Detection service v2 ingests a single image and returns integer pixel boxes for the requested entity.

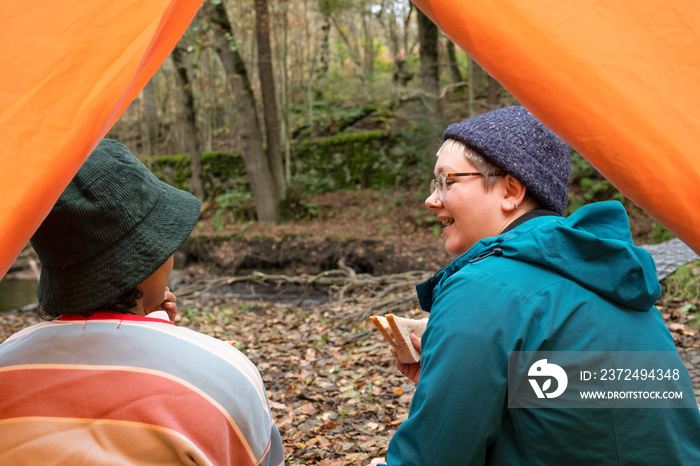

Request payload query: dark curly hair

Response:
[38,287,144,320]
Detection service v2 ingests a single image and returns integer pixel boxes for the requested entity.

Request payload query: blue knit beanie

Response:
[442,106,571,215]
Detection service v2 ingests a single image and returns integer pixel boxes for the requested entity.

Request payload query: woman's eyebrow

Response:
[435,165,461,175]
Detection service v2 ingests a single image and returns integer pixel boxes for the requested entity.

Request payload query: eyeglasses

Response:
[429,172,505,201]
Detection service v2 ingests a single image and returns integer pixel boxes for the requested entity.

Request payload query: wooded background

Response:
[107,0,658,239]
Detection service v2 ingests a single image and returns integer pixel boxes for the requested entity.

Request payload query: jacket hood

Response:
[420,202,661,312]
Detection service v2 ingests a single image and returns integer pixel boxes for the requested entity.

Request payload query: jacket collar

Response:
[416,209,560,312]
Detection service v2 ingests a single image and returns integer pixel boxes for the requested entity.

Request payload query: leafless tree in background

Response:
[172,44,206,200]
[209,0,280,223]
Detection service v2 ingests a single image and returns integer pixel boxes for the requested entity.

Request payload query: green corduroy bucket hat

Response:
[30,139,201,314]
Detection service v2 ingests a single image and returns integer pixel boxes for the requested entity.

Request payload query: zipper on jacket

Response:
[469,247,503,263]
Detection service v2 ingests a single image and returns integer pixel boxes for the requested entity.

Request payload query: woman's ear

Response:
[500,175,528,212]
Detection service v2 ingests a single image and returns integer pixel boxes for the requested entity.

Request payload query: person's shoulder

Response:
[164,325,252,359]
[0,320,55,347]
[439,247,542,294]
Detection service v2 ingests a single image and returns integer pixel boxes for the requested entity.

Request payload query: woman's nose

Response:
[425,190,442,210]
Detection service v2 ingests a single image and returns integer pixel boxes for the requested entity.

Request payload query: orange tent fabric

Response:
[0,0,203,279]
[413,0,700,255]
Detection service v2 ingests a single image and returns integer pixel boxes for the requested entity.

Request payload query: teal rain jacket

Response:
[386,201,700,465]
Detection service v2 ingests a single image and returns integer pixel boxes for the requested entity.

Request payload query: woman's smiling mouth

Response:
[440,217,455,228]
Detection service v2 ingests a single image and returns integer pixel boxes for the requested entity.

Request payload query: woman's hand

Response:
[144,286,178,322]
[395,333,422,384]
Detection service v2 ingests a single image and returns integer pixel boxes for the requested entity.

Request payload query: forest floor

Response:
[2,189,700,465]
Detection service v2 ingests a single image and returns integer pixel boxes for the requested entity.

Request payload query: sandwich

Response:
[370,314,428,364]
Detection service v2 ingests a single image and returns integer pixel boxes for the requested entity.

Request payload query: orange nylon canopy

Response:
[413,0,700,255]
[2,1,699,280]
[0,0,203,279]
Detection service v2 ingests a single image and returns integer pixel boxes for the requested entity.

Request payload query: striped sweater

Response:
[0,312,284,465]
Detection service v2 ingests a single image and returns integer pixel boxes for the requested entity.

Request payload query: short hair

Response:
[437,138,541,208]
[437,139,503,191]
[37,287,143,320]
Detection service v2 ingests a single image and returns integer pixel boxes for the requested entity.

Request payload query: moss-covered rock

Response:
[144,130,407,197]
[144,150,247,193]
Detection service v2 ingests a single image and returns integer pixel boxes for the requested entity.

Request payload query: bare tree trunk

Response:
[467,56,476,117]
[417,8,440,114]
[315,12,331,101]
[142,79,160,154]
[375,1,416,105]
[209,1,280,224]
[304,0,315,133]
[446,39,463,83]
[278,0,291,183]
[362,5,375,79]
[470,56,486,98]
[171,45,205,200]
[255,0,285,200]
[487,75,502,108]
